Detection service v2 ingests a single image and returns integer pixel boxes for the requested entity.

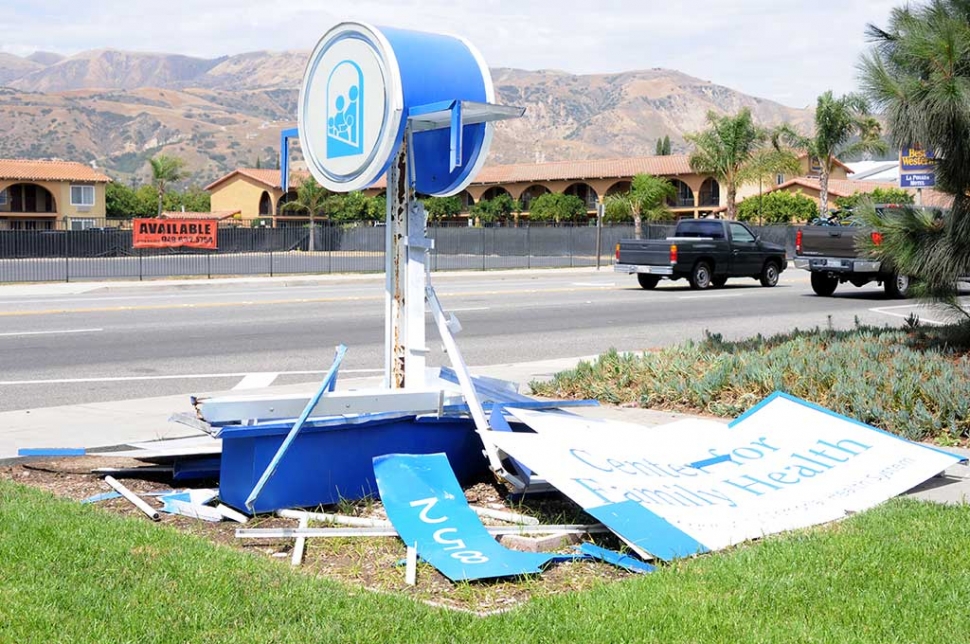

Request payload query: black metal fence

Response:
[0,219,799,283]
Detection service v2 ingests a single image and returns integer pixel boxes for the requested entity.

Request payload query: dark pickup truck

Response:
[794,206,912,298]
[614,219,788,290]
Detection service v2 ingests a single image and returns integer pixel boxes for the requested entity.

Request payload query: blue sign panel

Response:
[300,22,494,196]
[900,145,936,188]
[374,453,557,581]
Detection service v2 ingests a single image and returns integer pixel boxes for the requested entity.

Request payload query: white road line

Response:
[869,306,947,326]
[232,372,280,390]
[0,328,103,338]
[0,368,383,386]
[448,306,490,312]
[678,293,743,300]
[571,282,617,287]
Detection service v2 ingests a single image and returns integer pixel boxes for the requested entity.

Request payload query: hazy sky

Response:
[1,0,899,108]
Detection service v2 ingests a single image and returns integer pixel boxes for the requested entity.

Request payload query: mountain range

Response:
[0,49,814,186]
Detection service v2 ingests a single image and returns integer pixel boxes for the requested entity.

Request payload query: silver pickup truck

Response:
[793,206,910,298]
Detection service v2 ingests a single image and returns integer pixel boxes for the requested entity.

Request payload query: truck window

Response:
[675,220,724,239]
[728,222,755,243]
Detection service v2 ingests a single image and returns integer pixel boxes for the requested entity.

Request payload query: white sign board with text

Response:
[489,393,962,561]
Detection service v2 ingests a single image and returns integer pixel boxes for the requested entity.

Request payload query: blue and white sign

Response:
[374,453,558,581]
[900,145,936,188]
[299,22,495,195]
[488,393,962,561]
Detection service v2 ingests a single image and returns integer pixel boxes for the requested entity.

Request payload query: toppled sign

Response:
[486,393,963,561]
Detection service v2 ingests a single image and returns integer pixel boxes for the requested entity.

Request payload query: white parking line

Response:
[869,305,947,326]
[0,368,383,386]
[232,372,280,390]
[0,328,103,338]
[678,293,743,300]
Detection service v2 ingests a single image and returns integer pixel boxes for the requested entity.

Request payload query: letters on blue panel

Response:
[587,500,709,562]
[374,453,557,581]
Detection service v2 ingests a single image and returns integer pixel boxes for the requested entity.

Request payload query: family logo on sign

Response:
[326,60,365,159]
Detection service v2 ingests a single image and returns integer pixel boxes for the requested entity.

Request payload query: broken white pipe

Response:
[236,524,608,539]
[277,509,392,528]
[103,476,159,521]
[291,515,309,567]
[405,542,418,586]
[216,504,250,524]
[471,506,540,526]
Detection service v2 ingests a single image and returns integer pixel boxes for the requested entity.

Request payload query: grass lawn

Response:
[3,479,969,643]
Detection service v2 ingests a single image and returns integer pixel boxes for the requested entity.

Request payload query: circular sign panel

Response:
[299,23,404,192]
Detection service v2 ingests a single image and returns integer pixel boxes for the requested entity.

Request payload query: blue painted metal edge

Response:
[244,344,347,511]
[18,448,86,457]
[577,542,655,574]
[587,500,709,562]
[215,411,417,438]
[279,127,299,193]
[731,390,968,463]
[449,101,463,171]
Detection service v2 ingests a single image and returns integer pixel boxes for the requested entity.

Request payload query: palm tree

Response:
[685,109,785,220]
[280,175,332,251]
[739,147,803,225]
[858,0,970,307]
[604,173,676,239]
[781,91,887,218]
[148,155,188,216]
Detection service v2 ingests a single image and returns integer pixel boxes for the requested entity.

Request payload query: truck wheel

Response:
[711,276,728,288]
[637,274,660,290]
[759,261,780,287]
[811,272,839,296]
[689,262,712,290]
[884,273,911,299]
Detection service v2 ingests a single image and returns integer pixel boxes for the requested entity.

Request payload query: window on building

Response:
[0,189,7,206]
[776,174,785,185]
[69,218,96,231]
[71,185,95,207]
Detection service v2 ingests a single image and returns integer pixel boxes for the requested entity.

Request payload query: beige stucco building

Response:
[0,159,111,230]
[205,153,866,225]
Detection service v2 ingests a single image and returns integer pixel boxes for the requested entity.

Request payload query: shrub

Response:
[531,324,970,443]
[737,190,817,223]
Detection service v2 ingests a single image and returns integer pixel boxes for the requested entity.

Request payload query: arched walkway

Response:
[258,191,273,217]
[564,182,599,210]
[667,179,695,209]
[605,181,632,197]
[3,182,56,213]
[699,178,720,207]
[480,186,511,202]
[519,184,550,211]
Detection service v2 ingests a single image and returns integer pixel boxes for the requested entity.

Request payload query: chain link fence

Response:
[0,219,798,283]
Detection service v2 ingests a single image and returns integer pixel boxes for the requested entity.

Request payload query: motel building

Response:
[207,153,855,226]
[0,159,111,230]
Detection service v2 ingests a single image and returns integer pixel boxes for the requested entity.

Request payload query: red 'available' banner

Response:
[132,219,218,249]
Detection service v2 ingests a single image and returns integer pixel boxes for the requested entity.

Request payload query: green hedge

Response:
[532,324,970,442]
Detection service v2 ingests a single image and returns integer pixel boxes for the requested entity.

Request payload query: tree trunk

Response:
[819,168,830,218]
[308,215,316,252]
[633,212,642,240]
[726,184,737,220]
[156,190,163,217]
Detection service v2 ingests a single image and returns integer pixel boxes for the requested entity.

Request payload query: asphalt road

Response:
[0,267,962,412]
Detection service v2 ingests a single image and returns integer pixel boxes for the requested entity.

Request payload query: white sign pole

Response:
[385,142,408,389]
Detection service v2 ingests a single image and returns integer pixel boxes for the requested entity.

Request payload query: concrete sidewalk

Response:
[2,354,967,504]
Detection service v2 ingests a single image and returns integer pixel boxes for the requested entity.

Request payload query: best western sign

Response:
[899,145,936,188]
[132,219,217,249]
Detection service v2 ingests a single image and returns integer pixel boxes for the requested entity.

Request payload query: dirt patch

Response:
[0,457,637,613]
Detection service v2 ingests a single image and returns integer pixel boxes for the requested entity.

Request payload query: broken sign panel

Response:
[374,453,560,582]
[489,393,963,561]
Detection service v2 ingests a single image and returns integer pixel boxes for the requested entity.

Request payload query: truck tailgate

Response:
[617,240,672,267]
[797,226,861,258]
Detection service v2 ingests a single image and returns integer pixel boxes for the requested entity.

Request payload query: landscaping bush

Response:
[531,324,970,443]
